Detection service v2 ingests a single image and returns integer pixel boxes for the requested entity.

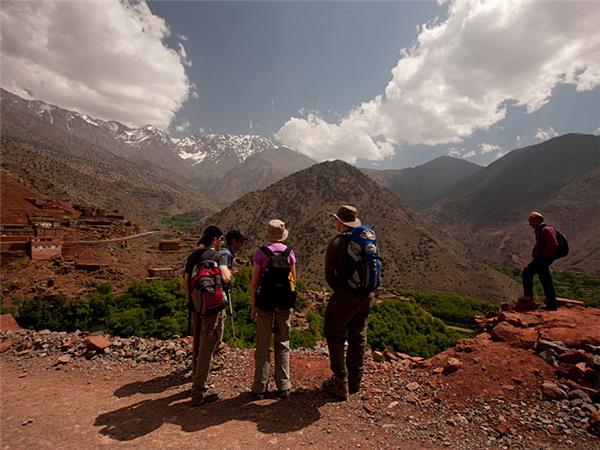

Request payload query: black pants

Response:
[323,289,373,385]
[522,258,557,308]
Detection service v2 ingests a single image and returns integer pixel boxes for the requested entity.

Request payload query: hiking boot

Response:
[251,391,265,400]
[191,388,220,406]
[540,304,558,311]
[348,378,362,395]
[322,376,348,401]
[275,389,290,399]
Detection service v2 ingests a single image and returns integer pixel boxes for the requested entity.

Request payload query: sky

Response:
[1,0,599,169]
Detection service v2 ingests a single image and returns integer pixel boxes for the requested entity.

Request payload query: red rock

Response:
[514,297,539,312]
[383,350,398,361]
[496,423,511,436]
[372,351,385,362]
[56,355,71,364]
[396,352,411,360]
[406,382,420,391]
[433,367,444,375]
[548,425,560,435]
[589,411,600,432]
[559,349,588,364]
[443,357,462,375]
[490,322,538,349]
[85,335,112,351]
[0,340,14,353]
[406,394,419,404]
[363,403,377,415]
[0,314,20,331]
[511,377,524,385]
[541,382,567,400]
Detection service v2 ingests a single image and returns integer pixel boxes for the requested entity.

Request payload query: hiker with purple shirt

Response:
[522,211,559,311]
[249,219,296,399]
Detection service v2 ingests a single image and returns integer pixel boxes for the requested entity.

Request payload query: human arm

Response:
[249,261,262,320]
[183,272,189,298]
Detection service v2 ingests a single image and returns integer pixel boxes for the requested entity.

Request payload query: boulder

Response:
[536,339,568,354]
[0,314,21,331]
[541,382,568,400]
[558,349,588,365]
[0,340,14,353]
[443,357,462,375]
[490,322,538,349]
[85,335,112,351]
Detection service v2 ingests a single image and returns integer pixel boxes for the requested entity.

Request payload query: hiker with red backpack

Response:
[521,211,568,311]
[183,225,232,405]
[322,205,382,400]
[249,219,297,400]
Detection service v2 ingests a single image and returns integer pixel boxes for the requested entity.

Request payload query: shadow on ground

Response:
[95,378,330,440]
[113,368,190,398]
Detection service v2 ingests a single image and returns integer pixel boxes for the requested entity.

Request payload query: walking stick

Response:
[228,292,236,342]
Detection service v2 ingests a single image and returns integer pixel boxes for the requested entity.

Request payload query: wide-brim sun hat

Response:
[265,219,289,242]
[331,204,361,227]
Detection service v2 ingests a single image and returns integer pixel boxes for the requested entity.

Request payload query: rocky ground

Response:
[1,305,599,449]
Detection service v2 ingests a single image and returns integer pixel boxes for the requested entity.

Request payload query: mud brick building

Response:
[158,239,181,251]
[30,236,63,261]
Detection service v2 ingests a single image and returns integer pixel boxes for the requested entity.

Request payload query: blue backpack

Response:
[343,225,382,292]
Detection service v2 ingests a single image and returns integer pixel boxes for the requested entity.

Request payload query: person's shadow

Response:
[95,373,330,441]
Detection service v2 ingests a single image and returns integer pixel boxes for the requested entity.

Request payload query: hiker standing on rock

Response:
[249,219,296,399]
[521,211,559,311]
[322,205,381,400]
[183,225,231,405]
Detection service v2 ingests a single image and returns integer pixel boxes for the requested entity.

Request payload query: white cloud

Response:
[0,0,190,129]
[534,127,559,141]
[275,98,395,163]
[595,126,600,135]
[277,0,600,162]
[479,143,501,154]
[174,120,190,133]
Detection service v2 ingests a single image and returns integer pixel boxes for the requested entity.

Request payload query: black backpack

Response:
[554,230,569,259]
[255,246,297,310]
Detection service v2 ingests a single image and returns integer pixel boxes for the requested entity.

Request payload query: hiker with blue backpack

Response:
[249,219,297,400]
[521,211,568,312]
[183,225,232,406]
[322,205,382,400]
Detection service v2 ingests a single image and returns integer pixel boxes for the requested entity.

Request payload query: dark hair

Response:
[225,229,247,246]
[199,225,223,246]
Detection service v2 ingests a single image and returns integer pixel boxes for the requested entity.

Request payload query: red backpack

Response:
[189,250,226,315]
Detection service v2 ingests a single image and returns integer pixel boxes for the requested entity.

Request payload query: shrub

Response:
[368,300,456,358]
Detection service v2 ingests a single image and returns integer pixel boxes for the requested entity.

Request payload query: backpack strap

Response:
[260,245,291,257]
[260,246,274,257]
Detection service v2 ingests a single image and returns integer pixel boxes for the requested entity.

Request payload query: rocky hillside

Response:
[1,302,598,449]
[364,156,482,210]
[427,134,600,272]
[0,100,217,227]
[1,89,316,206]
[204,160,518,303]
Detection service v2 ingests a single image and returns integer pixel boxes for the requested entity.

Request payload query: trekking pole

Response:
[228,291,237,342]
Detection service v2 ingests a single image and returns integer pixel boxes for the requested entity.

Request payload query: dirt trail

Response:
[0,355,422,450]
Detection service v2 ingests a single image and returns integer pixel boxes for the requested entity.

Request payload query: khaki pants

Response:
[191,309,225,391]
[252,308,292,393]
[324,289,373,385]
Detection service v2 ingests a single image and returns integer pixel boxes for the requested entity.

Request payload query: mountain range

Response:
[0,89,316,209]
[204,160,519,303]
[425,134,600,273]
[363,156,482,210]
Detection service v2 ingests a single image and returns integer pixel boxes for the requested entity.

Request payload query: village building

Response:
[158,239,181,251]
[148,267,177,279]
[30,236,63,261]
